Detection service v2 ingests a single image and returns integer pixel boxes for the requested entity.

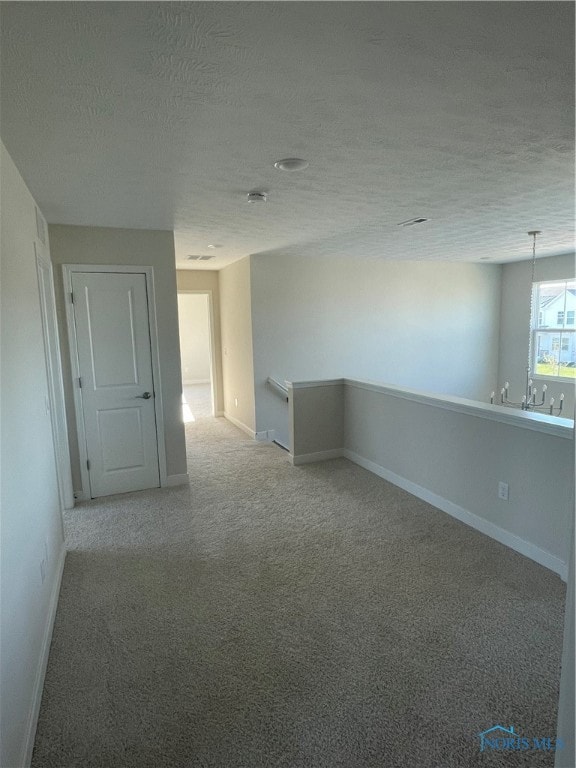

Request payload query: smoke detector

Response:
[274,158,309,172]
[247,191,267,203]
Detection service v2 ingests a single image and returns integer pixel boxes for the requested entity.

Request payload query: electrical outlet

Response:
[498,481,509,501]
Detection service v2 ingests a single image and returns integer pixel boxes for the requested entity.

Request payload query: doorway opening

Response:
[177,292,215,422]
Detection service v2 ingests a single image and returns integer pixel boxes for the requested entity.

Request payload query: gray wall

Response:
[0,142,65,768]
[498,253,575,416]
[290,382,344,459]
[344,383,573,568]
[49,224,187,492]
[251,254,502,446]
[288,378,573,574]
[556,526,575,767]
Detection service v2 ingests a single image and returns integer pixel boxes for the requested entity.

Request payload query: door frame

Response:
[36,245,75,510]
[63,264,167,500]
[177,289,218,417]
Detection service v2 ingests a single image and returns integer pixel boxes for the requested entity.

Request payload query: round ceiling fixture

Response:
[247,191,267,203]
[207,244,222,249]
[274,158,309,172]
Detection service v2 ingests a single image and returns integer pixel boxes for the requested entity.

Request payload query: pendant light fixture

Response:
[491,231,564,415]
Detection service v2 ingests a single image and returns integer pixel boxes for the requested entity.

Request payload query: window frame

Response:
[531,279,576,383]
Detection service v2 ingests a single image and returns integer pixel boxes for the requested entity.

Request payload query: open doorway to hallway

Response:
[177,292,215,422]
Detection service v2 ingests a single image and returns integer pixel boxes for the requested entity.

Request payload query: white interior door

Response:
[71,271,160,497]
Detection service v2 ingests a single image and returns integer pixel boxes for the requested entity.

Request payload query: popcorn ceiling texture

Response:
[0,2,574,268]
[32,416,564,767]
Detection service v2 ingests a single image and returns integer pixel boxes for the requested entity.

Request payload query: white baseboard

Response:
[164,473,189,487]
[344,449,568,581]
[22,541,66,767]
[289,448,344,466]
[255,429,276,442]
[224,412,255,439]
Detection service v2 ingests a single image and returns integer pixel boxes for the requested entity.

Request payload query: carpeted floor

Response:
[32,416,566,767]
[183,383,213,420]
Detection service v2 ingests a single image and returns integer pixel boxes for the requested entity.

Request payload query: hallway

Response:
[182,383,213,421]
[32,418,565,768]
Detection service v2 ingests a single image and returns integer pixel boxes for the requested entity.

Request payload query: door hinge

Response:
[70,292,74,304]
[78,377,82,388]
[86,459,91,471]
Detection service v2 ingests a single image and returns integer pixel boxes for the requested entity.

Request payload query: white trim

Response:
[142,267,168,487]
[21,542,66,768]
[35,248,74,509]
[164,473,189,487]
[531,374,576,385]
[62,265,168,497]
[267,377,289,400]
[289,448,344,465]
[287,377,573,439]
[62,266,90,497]
[344,378,574,438]
[224,412,256,438]
[255,429,276,442]
[287,379,343,390]
[343,448,568,580]
[177,288,217,417]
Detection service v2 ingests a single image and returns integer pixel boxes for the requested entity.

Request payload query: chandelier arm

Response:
[492,231,556,414]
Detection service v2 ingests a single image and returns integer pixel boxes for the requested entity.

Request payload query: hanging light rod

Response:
[490,231,564,416]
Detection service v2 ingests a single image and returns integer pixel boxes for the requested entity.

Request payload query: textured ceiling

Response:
[0,2,574,269]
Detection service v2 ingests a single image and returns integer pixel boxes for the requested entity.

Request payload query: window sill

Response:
[531,374,576,385]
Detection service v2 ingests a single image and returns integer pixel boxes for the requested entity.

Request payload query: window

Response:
[533,280,576,379]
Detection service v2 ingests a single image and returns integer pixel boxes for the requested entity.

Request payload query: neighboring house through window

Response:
[533,280,576,379]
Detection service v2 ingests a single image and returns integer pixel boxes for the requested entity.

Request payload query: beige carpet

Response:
[32,416,566,767]
[183,383,212,420]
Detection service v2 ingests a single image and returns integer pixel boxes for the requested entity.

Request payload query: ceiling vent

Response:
[398,217,429,227]
[247,191,267,203]
[187,255,215,261]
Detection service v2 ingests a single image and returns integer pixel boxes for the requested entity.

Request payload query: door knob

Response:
[136,391,152,399]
